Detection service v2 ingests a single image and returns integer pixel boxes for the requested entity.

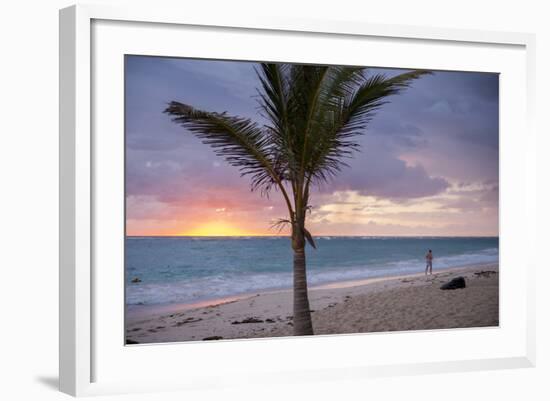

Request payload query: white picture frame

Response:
[59,3,536,397]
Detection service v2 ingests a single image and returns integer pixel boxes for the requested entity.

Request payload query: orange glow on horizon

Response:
[178,221,266,237]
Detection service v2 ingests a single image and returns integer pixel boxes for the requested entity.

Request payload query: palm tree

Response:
[165,63,429,336]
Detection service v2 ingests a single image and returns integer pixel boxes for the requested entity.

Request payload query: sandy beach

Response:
[126,263,499,344]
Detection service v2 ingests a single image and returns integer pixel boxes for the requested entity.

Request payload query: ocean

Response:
[125,236,498,307]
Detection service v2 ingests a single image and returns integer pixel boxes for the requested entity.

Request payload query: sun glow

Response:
[179,221,259,237]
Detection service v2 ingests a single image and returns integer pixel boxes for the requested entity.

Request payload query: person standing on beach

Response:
[425,249,433,275]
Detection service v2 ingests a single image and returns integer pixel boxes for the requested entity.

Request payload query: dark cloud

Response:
[315,143,450,199]
[367,118,427,149]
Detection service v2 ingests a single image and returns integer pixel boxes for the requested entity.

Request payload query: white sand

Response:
[126,263,498,344]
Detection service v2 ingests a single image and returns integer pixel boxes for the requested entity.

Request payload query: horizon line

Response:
[125,234,499,238]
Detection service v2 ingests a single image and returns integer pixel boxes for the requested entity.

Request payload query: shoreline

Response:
[126,261,498,322]
[126,262,499,344]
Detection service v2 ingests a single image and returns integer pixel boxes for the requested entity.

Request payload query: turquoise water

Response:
[125,236,498,306]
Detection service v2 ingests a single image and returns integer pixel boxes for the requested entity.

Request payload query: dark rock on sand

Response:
[202,336,223,341]
[131,277,142,283]
[440,277,466,290]
[265,318,275,323]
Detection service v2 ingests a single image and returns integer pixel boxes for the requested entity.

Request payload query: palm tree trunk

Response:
[292,231,314,335]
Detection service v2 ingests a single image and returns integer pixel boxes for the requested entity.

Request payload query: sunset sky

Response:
[125,56,499,237]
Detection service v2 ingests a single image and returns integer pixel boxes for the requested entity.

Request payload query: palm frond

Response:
[305,69,431,186]
[303,227,317,249]
[164,101,279,195]
[270,218,292,233]
[255,64,297,180]
[346,70,431,129]
[285,65,331,177]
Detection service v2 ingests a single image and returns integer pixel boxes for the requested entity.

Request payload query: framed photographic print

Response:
[59,4,536,397]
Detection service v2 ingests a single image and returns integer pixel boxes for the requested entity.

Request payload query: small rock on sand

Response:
[474,270,497,278]
[174,317,202,327]
[231,317,264,324]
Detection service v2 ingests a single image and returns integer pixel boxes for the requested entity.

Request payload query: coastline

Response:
[126,262,499,344]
